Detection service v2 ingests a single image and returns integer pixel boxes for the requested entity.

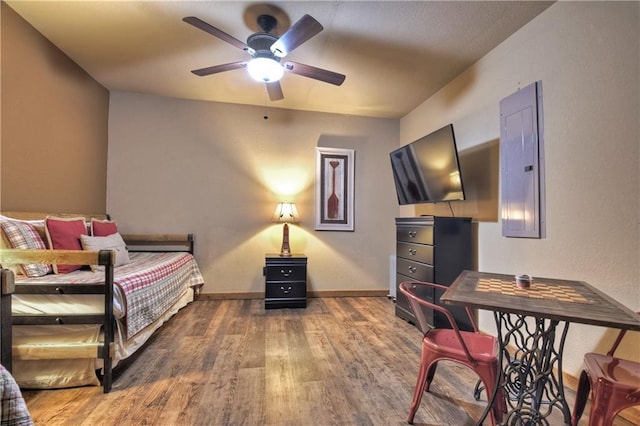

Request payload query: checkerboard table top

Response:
[475,277,590,304]
[441,270,640,331]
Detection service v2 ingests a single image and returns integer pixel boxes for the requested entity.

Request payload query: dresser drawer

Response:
[265,282,306,299]
[265,265,306,282]
[396,242,434,264]
[396,225,434,245]
[396,258,434,282]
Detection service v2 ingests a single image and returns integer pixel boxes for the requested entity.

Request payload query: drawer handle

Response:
[408,249,417,256]
[408,266,417,274]
[408,231,417,238]
[281,286,292,294]
[280,269,293,277]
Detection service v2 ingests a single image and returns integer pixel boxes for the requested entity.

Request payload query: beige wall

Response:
[401,1,640,375]
[0,2,109,213]
[107,91,399,295]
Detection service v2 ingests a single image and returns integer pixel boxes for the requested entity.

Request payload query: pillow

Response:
[44,217,87,274]
[0,232,20,276]
[0,219,52,277]
[80,233,130,271]
[91,218,118,237]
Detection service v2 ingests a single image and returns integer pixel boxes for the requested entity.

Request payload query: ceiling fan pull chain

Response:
[263,94,269,120]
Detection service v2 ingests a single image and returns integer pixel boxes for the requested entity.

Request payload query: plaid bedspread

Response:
[14,252,204,339]
[112,252,203,338]
[0,364,33,426]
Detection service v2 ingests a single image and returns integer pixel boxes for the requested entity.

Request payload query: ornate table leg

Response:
[494,312,572,425]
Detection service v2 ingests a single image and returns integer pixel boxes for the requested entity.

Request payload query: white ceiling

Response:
[6,1,553,119]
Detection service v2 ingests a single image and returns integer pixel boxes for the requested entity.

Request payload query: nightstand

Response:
[263,254,307,309]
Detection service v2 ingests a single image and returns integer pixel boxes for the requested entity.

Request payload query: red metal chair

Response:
[571,322,640,426]
[399,281,505,425]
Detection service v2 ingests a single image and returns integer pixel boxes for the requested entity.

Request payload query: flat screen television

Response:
[390,124,465,205]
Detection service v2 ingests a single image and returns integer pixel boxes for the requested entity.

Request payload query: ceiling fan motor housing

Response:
[247,32,280,61]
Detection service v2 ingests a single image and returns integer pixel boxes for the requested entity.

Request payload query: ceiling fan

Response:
[183,6,346,102]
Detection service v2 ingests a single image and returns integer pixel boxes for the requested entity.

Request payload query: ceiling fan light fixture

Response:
[247,57,284,83]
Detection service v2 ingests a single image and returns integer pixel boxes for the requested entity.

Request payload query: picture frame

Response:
[315,147,355,231]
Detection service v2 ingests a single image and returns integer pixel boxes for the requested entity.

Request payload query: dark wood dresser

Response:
[395,216,473,331]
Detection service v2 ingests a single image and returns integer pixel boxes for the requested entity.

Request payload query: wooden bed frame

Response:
[1,268,15,371]
[1,249,115,391]
[0,212,196,393]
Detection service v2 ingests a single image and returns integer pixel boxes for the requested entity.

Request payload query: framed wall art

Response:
[314,147,355,231]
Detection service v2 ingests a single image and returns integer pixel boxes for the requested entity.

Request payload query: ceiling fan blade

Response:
[283,61,346,86]
[266,81,284,101]
[183,16,249,51]
[270,14,323,58]
[191,61,247,76]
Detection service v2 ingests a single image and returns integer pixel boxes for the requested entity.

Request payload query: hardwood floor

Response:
[21,298,635,425]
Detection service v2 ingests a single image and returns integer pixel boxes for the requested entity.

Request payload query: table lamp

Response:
[272,202,299,257]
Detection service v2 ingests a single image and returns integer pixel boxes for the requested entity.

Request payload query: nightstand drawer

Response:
[397,242,433,264]
[396,258,434,282]
[265,282,306,299]
[265,265,306,281]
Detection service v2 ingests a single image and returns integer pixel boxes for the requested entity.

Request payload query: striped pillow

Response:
[0,219,52,277]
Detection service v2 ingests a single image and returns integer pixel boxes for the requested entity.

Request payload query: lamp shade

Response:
[272,202,299,223]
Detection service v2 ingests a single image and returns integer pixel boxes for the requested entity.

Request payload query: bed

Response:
[0,212,204,392]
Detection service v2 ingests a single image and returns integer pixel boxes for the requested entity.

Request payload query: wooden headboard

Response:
[0,212,109,221]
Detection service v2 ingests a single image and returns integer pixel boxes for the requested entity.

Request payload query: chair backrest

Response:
[399,280,479,362]
[399,281,437,335]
